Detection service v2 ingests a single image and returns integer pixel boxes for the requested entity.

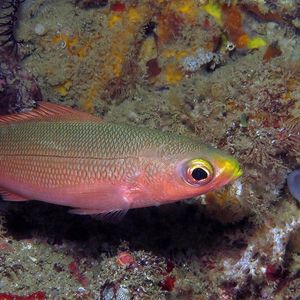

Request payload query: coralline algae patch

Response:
[19,0,274,114]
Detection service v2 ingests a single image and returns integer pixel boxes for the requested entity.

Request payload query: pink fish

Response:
[0,102,242,220]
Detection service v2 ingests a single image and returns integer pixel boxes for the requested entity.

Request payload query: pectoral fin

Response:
[69,208,128,223]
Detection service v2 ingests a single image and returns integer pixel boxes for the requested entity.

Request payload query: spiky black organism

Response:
[0,0,24,57]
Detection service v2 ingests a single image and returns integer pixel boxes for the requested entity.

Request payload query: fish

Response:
[0,101,243,220]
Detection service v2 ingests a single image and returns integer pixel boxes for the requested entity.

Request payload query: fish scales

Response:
[0,102,242,216]
[0,120,198,158]
[0,120,207,190]
[0,121,158,184]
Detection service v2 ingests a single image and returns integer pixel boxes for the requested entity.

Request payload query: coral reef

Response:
[0,0,42,114]
[0,51,42,114]
[0,0,299,298]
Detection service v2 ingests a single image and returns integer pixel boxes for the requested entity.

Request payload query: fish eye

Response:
[182,159,214,186]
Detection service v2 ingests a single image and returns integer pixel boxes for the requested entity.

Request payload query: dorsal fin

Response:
[0,102,101,125]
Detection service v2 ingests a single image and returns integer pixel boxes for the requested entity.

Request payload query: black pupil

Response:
[192,168,208,181]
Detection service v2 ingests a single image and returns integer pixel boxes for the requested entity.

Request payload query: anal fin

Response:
[0,189,30,202]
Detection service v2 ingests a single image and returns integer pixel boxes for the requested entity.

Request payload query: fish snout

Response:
[218,156,243,184]
[205,150,243,191]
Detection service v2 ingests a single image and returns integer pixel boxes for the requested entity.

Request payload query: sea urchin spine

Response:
[0,0,24,56]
